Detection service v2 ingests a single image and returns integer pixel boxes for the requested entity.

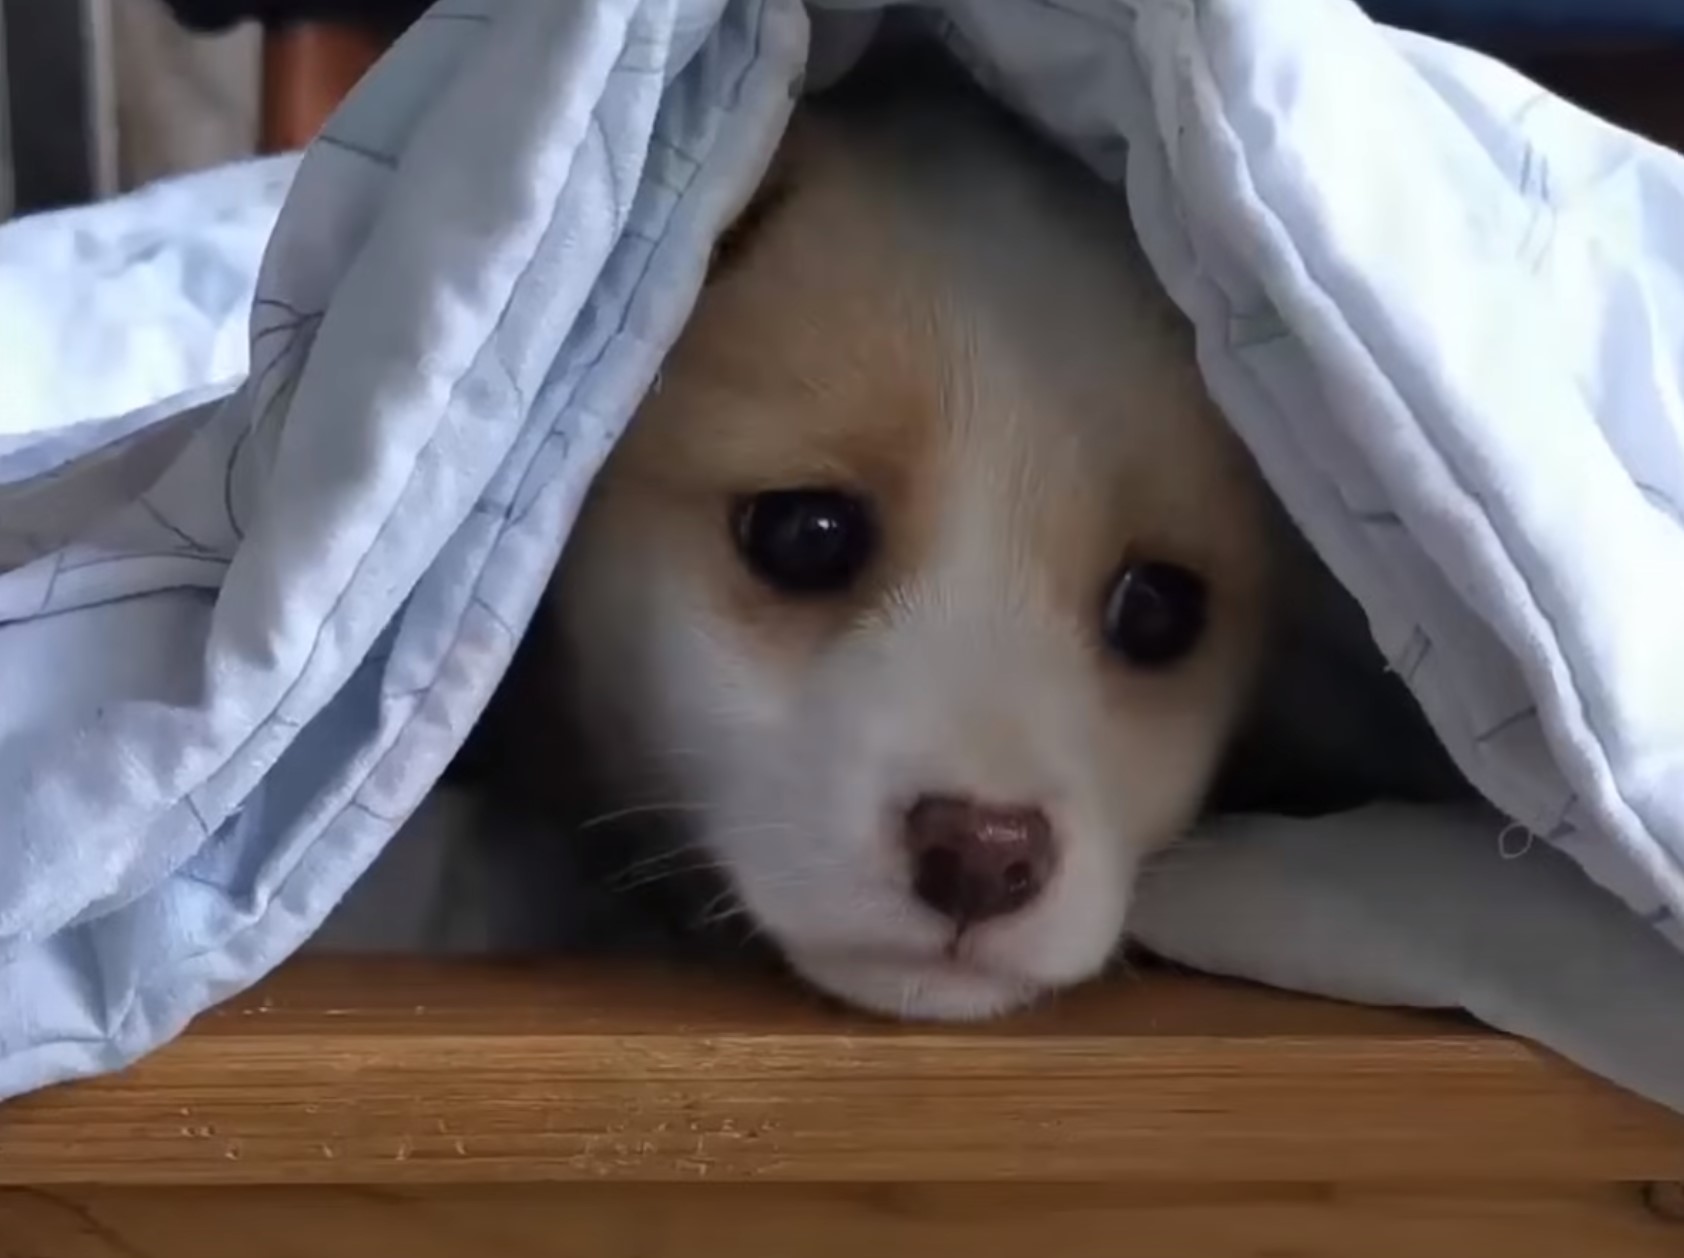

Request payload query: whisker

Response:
[693,886,746,928]
[601,844,701,886]
[576,800,706,833]
[609,857,730,895]
[724,914,771,950]
[697,885,738,913]
[700,904,756,931]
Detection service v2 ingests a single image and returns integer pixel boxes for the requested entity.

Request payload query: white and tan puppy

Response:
[545,64,1279,1019]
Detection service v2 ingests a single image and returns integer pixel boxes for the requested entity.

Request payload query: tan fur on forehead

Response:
[595,83,1272,661]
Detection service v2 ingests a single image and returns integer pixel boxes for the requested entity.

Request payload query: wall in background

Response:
[112,0,257,189]
[0,0,255,221]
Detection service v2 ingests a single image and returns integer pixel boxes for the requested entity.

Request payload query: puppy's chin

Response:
[785,948,1055,1022]
[778,902,1128,1019]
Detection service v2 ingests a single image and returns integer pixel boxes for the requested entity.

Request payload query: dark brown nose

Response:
[904,795,1056,927]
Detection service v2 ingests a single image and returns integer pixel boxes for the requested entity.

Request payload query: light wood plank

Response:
[3,960,1680,1186]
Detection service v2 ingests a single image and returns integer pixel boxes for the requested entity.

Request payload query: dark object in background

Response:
[154,0,420,151]
[155,0,1684,154]
[156,0,1684,39]
[1364,0,1684,43]
[160,0,428,31]
[1,0,111,216]
[259,21,393,150]
[1364,0,1684,147]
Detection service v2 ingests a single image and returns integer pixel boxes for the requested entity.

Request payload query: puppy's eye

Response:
[1102,561,1207,667]
[733,489,877,595]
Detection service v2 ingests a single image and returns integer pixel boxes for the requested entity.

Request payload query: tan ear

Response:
[705,121,804,281]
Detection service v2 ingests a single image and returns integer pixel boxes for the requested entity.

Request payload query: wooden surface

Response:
[4,1182,1683,1258]
[3,960,1681,1188]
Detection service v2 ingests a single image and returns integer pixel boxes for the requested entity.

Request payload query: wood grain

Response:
[2,960,1680,1187]
[3,1182,1682,1258]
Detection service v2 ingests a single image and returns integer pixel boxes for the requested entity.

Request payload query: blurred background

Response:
[1,0,256,217]
[1,0,1681,222]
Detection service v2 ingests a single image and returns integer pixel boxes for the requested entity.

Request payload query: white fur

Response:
[551,80,1272,1019]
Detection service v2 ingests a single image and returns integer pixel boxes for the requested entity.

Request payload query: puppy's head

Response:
[553,84,1275,1018]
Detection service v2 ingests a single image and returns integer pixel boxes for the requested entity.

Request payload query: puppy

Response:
[537,64,1284,1021]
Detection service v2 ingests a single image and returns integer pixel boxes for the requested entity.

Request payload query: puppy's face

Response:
[553,96,1275,1018]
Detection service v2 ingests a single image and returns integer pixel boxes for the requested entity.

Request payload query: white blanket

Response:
[1,0,1681,1106]
[0,155,297,438]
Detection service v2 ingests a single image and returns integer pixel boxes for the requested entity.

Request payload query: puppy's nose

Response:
[904,795,1055,926]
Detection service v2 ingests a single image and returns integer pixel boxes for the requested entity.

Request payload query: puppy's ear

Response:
[706,125,802,281]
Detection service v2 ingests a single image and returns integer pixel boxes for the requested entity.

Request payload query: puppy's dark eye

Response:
[1102,561,1207,667]
[734,489,876,595]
